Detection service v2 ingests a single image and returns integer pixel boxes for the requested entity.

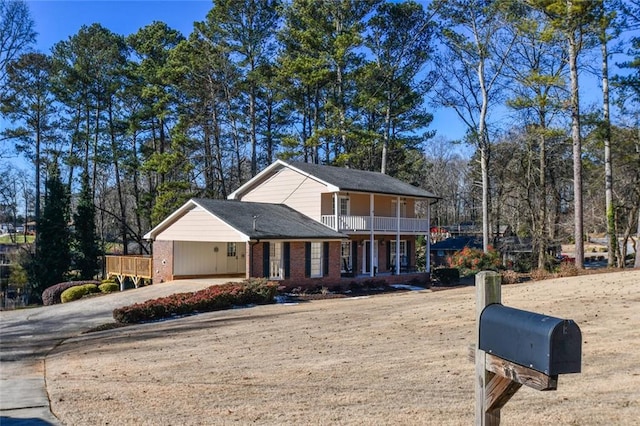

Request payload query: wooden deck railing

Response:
[106,255,152,290]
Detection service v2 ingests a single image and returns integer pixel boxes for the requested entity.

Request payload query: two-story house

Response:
[143,160,439,287]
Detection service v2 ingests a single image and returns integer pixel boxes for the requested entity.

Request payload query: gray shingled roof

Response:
[193,198,346,240]
[288,161,439,199]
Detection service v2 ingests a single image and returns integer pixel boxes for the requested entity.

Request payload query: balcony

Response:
[321,215,429,233]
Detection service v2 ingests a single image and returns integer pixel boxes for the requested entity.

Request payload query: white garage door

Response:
[174,241,246,276]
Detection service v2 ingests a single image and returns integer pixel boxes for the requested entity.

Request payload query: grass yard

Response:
[46,270,640,425]
[0,234,34,244]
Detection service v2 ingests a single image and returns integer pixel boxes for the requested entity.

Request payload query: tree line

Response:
[1,0,639,300]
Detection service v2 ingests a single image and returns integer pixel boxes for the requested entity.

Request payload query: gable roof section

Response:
[431,236,483,251]
[144,198,346,241]
[288,161,439,199]
[228,159,440,200]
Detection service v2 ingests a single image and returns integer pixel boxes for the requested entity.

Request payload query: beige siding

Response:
[174,241,225,275]
[239,168,326,220]
[155,207,247,242]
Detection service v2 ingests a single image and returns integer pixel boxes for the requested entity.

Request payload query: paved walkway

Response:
[0,278,235,425]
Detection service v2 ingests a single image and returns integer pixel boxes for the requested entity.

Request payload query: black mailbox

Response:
[479,304,582,375]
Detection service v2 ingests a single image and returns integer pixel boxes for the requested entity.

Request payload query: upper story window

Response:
[392,199,407,217]
[332,195,350,216]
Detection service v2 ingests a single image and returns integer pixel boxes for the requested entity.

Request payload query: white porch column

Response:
[396,196,401,276]
[370,193,375,277]
[333,192,339,231]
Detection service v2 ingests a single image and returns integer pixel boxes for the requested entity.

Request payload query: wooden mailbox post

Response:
[475,271,582,425]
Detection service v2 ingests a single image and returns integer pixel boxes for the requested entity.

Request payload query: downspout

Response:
[396,196,401,276]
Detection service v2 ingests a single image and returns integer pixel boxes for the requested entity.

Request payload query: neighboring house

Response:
[430,236,483,266]
[142,160,439,287]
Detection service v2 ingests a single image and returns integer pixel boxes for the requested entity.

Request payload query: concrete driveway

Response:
[0,278,236,425]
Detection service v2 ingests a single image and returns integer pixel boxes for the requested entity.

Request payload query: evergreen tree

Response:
[29,163,71,302]
[73,172,100,279]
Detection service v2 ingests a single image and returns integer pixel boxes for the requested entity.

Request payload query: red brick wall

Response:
[247,240,343,287]
[152,240,174,283]
[250,242,264,278]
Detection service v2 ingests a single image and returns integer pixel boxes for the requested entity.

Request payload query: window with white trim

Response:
[392,199,407,217]
[390,240,407,267]
[227,242,237,257]
[269,242,283,279]
[310,242,323,277]
[332,196,350,215]
[341,241,352,272]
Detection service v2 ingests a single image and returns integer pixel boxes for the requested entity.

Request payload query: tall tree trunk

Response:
[381,90,392,175]
[568,25,584,269]
[34,109,41,255]
[131,132,144,254]
[250,84,258,177]
[538,116,548,269]
[601,29,616,267]
[108,103,128,255]
[478,58,491,253]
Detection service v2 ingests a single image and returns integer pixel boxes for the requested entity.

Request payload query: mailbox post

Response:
[474,271,581,425]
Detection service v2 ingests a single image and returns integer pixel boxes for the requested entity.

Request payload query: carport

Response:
[144,198,346,285]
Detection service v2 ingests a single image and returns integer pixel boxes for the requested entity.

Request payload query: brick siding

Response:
[152,240,174,283]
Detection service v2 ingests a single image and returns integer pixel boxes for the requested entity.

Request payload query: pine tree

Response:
[29,163,71,302]
[73,172,100,279]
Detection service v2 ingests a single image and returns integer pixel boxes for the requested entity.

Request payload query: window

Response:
[341,241,352,272]
[269,242,283,279]
[310,242,323,277]
[392,199,407,217]
[332,196,350,214]
[390,240,407,267]
[227,242,237,257]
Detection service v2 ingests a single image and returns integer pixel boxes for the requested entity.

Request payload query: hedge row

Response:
[42,280,101,305]
[112,279,278,324]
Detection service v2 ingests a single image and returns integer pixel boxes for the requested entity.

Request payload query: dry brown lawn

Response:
[47,270,640,425]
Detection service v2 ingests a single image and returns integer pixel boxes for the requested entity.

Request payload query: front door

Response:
[363,240,379,275]
[225,242,244,274]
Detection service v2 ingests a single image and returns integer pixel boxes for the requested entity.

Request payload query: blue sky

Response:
[11,1,640,161]
[24,0,469,147]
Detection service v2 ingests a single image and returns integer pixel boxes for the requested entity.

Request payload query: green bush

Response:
[61,284,99,303]
[99,282,119,293]
[42,280,100,305]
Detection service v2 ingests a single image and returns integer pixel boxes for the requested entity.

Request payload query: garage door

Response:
[174,241,246,276]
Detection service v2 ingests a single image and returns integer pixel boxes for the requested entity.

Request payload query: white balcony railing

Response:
[321,215,429,233]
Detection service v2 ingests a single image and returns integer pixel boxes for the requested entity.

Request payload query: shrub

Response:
[447,246,501,276]
[42,280,100,305]
[432,268,460,285]
[99,282,119,293]
[530,268,550,281]
[113,279,278,324]
[61,284,99,303]
[556,262,579,278]
[500,270,519,284]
